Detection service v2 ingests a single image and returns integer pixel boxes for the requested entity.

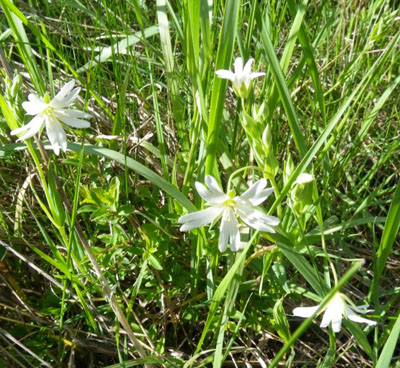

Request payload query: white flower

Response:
[178,175,279,252]
[11,80,91,155]
[293,292,377,333]
[215,57,265,98]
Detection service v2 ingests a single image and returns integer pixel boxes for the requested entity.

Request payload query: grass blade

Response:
[376,312,400,368]
[256,7,308,158]
[205,0,241,177]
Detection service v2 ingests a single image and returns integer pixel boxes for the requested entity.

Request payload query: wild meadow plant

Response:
[0,1,399,367]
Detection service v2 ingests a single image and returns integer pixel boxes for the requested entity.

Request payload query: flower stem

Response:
[227,165,263,192]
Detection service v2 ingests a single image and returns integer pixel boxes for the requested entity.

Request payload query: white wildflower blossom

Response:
[11,80,91,155]
[215,57,265,98]
[178,175,279,252]
[293,292,377,333]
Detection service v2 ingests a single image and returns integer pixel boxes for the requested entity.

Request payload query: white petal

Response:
[57,113,90,128]
[215,69,235,81]
[178,206,223,231]
[348,304,370,314]
[249,188,275,206]
[346,307,376,326]
[240,179,267,201]
[61,109,92,119]
[61,87,81,106]
[236,204,280,232]
[249,72,266,80]
[219,209,240,252]
[330,314,343,333]
[195,181,227,204]
[195,176,228,204]
[320,308,334,329]
[22,95,47,115]
[205,175,225,196]
[218,234,228,252]
[53,81,75,101]
[239,179,274,206]
[233,57,244,74]
[321,296,344,332]
[52,86,80,108]
[27,93,46,105]
[46,119,67,155]
[243,58,254,76]
[293,305,319,318]
[12,115,44,140]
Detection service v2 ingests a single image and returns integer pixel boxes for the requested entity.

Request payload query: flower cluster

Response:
[179,55,377,335]
[8,57,376,339]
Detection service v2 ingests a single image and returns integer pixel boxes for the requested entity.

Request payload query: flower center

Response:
[223,190,236,209]
[43,105,55,118]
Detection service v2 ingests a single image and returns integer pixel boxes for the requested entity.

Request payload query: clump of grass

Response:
[0,1,399,367]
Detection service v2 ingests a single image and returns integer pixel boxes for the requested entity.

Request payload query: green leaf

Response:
[47,165,66,227]
[77,26,159,73]
[376,179,400,278]
[256,8,308,158]
[376,313,400,368]
[205,0,241,176]
[148,254,163,271]
[194,232,257,357]
[275,232,328,296]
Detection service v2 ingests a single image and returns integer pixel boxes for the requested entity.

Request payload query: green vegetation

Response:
[0,0,399,366]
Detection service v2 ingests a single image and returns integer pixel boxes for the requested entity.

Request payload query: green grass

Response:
[0,0,399,367]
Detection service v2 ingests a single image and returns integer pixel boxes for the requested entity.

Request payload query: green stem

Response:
[227,165,263,192]
[269,177,282,217]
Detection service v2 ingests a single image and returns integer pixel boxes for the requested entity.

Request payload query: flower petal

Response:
[12,115,44,140]
[292,305,319,318]
[233,57,244,74]
[219,208,240,252]
[347,304,371,314]
[195,181,227,204]
[249,72,266,80]
[250,188,275,206]
[346,307,376,326]
[205,175,225,196]
[54,81,75,101]
[61,109,92,119]
[239,179,274,206]
[178,206,223,231]
[195,176,228,204]
[215,70,235,81]
[57,113,91,128]
[243,58,254,76]
[321,295,344,332]
[320,308,334,329]
[236,204,279,232]
[46,119,67,155]
[240,178,266,200]
[22,95,47,115]
[52,86,81,108]
[330,311,343,333]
